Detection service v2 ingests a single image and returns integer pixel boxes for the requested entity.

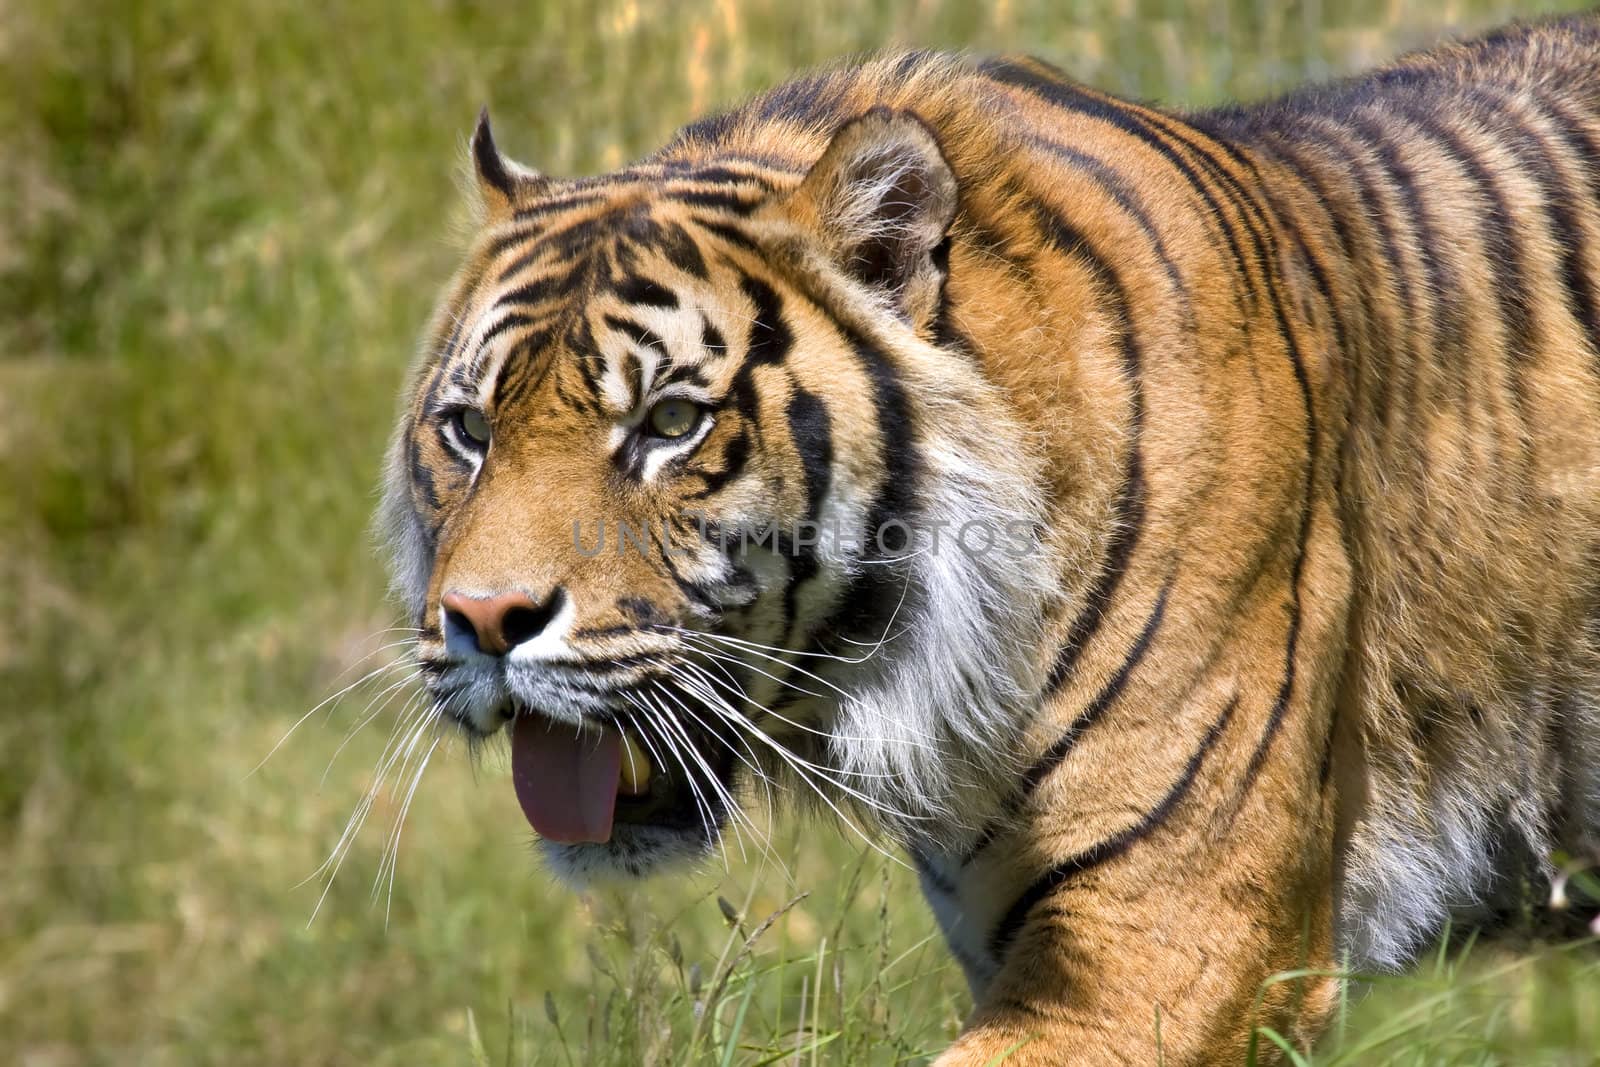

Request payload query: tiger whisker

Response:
[372,707,438,897]
[680,678,914,869]
[666,626,875,665]
[645,682,797,882]
[367,693,451,903]
[651,676,777,794]
[642,692,751,867]
[318,669,426,787]
[622,693,728,873]
[672,673,917,798]
[308,686,431,885]
[673,655,939,758]
[670,665,927,835]
[249,654,417,778]
[302,690,437,923]
[678,638,830,701]
[379,729,443,928]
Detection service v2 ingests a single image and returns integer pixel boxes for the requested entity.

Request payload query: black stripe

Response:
[962,578,1172,867]
[700,317,728,357]
[658,221,709,280]
[1022,133,1197,323]
[788,386,833,526]
[1045,462,1144,694]
[612,275,679,309]
[431,421,472,473]
[551,369,599,418]
[690,217,762,253]
[495,217,608,283]
[1024,203,1148,694]
[492,330,554,410]
[508,190,611,224]
[604,314,670,357]
[407,423,441,511]
[493,268,584,312]
[1158,117,1317,390]
[1539,93,1600,169]
[1026,579,1172,796]
[707,274,792,465]
[754,71,849,125]
[563,319,607,411]
[981,58,1255,287]
[725,358,763,426]
[483,199,608,261]
[422,319,465,419]
[1317,700,1339,791]
[781,385,833,632]
[475,310,540,355]
[1469,88,1600,364]
[814,323,919,646]
[1348,114,1466,416]
[1245,135,1374,379]
[661,549,724,616]
[1389,102,1537,364]
[1019,75,1324,717]
[684,427,751,500]
[1369,99,1537,485]
[658,362,711,389]
[660,164,780,189]
[1168,115,1321,817]
[1241,132,1384,510]
[989,692,1241,958]
[740,275,793,364]
[1265,185,1349,371]
[1536,94,1600,361]
[666,189,762,215]
[1230,594,1305,812]
[1302,117,1422,431]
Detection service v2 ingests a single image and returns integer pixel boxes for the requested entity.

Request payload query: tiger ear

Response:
[471,108,548,217]
[787,107,958,323]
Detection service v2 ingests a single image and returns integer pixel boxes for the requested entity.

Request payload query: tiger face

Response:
[380,109,1052,882]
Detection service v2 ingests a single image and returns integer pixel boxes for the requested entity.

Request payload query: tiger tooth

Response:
[618,730,652,795]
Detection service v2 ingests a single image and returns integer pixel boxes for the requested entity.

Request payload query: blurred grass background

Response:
[3,1,1597,1063]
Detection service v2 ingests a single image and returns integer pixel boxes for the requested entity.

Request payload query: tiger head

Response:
[379,107,1055,882]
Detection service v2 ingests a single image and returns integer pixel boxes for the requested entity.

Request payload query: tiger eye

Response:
[457,407,491,446]
[646,398,700,439]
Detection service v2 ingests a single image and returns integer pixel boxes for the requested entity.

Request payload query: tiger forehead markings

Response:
[381,17,1600,1064]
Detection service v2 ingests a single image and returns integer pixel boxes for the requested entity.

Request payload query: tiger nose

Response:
[441,589,563,656]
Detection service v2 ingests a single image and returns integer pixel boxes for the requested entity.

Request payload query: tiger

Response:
[379,13,1600,1063]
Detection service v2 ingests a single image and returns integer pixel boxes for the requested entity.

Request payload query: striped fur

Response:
[382,16,1600,1063]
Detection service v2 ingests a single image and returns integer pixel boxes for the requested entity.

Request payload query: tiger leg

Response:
[932,554,1352,1066]
[936,793,1340,1066]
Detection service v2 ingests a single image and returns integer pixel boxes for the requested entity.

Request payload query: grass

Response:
[2,0,1596,1063]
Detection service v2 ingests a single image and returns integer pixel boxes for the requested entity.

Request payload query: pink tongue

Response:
[510,717,621,844]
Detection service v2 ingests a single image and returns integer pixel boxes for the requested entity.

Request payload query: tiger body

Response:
[384,16,1600,1063]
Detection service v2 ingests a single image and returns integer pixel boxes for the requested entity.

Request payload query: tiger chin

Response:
[379,15,1600,1065]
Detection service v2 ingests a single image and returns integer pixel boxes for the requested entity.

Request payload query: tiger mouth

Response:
[505,704,734,847]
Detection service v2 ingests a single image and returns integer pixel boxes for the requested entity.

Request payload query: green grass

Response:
[3,1,1596,1063]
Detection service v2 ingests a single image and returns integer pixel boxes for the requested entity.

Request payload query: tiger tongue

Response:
[510,716,622,844]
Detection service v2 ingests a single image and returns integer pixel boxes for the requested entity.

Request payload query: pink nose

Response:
[441,589,560,655]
